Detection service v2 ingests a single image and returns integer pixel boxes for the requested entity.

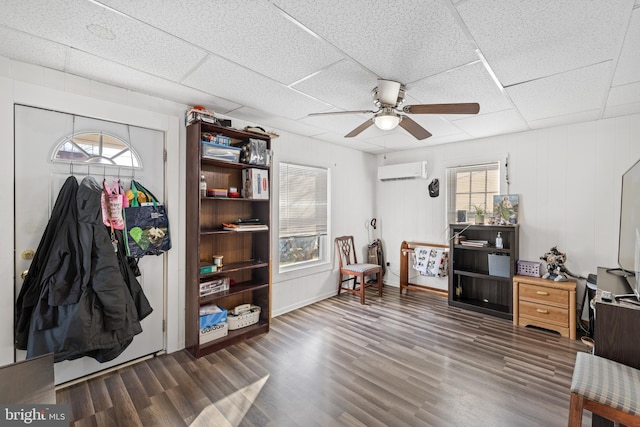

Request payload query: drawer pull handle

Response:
[536,309,549,314]
[536,291,549,296]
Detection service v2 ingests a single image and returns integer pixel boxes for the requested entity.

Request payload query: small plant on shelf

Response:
[471,204,486,224]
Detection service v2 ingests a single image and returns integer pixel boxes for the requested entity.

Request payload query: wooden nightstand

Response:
[513,275,576,339]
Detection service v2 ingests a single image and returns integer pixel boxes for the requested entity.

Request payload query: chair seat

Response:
[342,263,381,274]
[571,352,640,416]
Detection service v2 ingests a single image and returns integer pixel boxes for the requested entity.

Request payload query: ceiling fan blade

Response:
[398,116,432,140]
[307,109,376,117]
[402,103,480,115]
[377,79,402,105]
[345,120,374,138]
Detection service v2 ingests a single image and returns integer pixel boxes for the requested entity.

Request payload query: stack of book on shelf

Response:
[222,219,268,232]
[460,240,489,247]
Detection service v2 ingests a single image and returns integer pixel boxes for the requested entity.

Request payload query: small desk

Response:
[513,275,577,339]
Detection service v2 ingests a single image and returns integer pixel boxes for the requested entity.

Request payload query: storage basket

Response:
[488,253,510,278]
[517,260,542,277]
[227,305,261,330]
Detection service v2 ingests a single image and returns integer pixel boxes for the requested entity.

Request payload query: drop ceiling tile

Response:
[612,8,640,86]
[0,0,207,81]
[183,55,331,120]
[603,102,640,118]
[457,0,633,86]
[407,61,512,114]
[230,106,327,137]
[0,26,67,70]
[452,109,528,138]
[527,109,601,129]
[365,133,421,151]
[401,114,467,138]
[506,62,612,122]
[101,0,344,85]
[66,49,242,113]
[271,0,478,83]
[299,112,372,136]
[607,81,640,107]
[312,133,383,152]
[291,60,379,111]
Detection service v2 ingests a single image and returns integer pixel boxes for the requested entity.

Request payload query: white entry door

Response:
[14,105,165,385]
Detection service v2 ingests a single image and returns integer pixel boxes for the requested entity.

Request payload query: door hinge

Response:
[163,149,167,162]
[162,319,166,332]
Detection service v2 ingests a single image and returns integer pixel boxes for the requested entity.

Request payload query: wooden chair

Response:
[335,236,382,304]
[568,352,640,426]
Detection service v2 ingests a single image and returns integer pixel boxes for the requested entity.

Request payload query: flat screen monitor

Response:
[617,158,640,300]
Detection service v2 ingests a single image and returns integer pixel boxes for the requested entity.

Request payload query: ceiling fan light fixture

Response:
[374,112,401,130]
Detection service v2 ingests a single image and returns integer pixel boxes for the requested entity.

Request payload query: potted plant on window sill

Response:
[472,204,486,224]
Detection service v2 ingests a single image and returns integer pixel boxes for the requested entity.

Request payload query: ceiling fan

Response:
[307,79,480,140]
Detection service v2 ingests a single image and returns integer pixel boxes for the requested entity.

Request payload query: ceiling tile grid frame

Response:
[99,0,346,86]
[0,0,208,81]
[183,54,332,120]
[612,7,640,86]
[456,0,635,87]
[506,61,613,122]
[270,0,480,84]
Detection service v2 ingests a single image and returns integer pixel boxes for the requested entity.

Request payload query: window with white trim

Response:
[279,163,329,271]
[446,163,500,223]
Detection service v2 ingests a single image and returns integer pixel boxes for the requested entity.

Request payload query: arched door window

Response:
[52,131,142,168]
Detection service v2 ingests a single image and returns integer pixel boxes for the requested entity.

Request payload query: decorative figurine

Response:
[540,246,569,281]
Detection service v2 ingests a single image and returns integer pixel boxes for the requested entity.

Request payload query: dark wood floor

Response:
[57,288,591,426]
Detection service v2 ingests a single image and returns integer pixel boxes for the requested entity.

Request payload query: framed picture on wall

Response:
[493,194,519,224]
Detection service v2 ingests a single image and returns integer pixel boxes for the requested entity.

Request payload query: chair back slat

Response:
[335,235,357,267]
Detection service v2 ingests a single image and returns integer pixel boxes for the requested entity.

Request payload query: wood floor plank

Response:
[58,288,592,426]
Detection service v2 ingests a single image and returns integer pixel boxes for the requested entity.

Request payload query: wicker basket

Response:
[517,260,541,277]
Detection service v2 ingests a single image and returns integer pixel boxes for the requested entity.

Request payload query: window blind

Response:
[279,163,328,238]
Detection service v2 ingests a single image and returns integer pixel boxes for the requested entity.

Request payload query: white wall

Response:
[270,134,378,316]
[377,115,640,290]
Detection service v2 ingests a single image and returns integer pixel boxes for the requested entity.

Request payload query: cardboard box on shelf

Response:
[242,168,269,199]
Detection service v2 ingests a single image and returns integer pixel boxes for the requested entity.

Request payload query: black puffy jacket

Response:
[16,176,150,362]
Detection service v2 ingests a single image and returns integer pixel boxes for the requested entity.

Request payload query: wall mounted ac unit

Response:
[378,161,428,181]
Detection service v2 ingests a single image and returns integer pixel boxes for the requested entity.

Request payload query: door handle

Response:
[536,291,549,296]
[536,309,549,314]
[21,269,29,280]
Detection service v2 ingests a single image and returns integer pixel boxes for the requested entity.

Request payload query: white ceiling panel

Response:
[402,114,468,138]
[407,61,512,114]
[0,26,67,70]
[612,8,640,86]
[229,106,328,138]
[100,0,344,85]
[452,109,528,138]
[66,49,242,114]
[506,62,612,122]
[607,81,640,107]
[299,113,373,136]
[365,133,427,151]
[603,102,640,119]
[291,60,379,112]
[527,109,601,129]
[0,0,207,81]
[183,55,331,120]
[270,0,478,83]
[457,0,634,86]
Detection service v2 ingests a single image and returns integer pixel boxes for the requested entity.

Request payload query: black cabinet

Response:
[448,224,519,319]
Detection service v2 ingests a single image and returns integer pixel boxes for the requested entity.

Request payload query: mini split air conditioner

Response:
[378,161,428,181]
